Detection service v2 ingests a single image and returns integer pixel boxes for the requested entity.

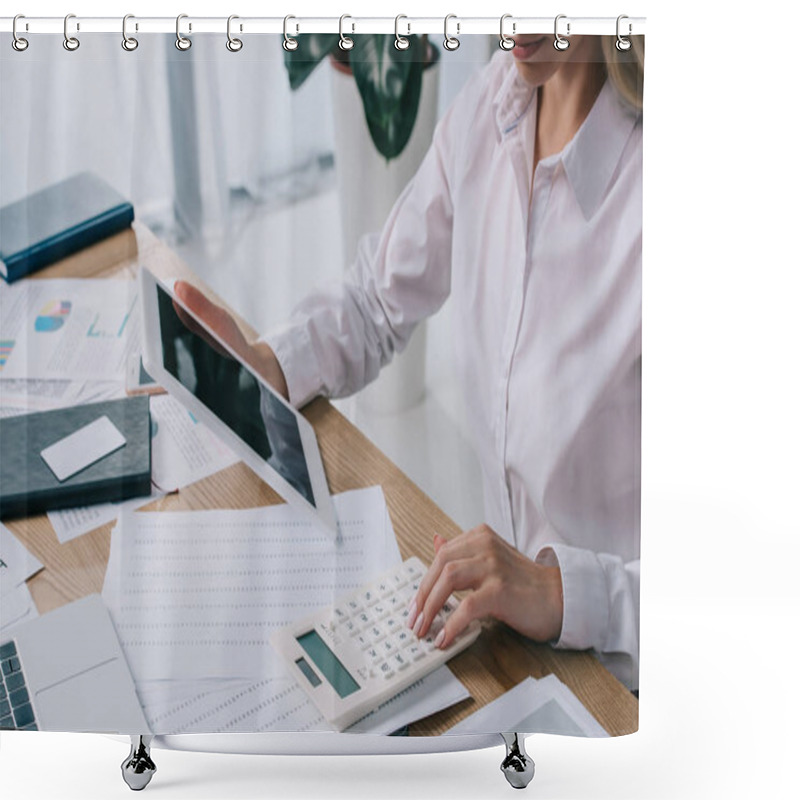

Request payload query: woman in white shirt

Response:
[175,33,644,689]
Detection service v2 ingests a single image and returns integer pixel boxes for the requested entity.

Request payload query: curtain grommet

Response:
[12,14,29,52]
[339,14,354,51]
[63,13,80,51]
[616,15,632,51]
[226,15,243,52]
[499,14,515,51]
[283,15,298,52]
[175,13,191,51]
[121,14,138,52]
[394,15,410,51]
[553,14,570,51]
[443,14,460,51]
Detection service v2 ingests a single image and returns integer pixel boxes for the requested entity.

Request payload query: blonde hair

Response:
[601,36,645,111]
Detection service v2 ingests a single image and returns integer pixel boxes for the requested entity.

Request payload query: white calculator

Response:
[270,557,482,731]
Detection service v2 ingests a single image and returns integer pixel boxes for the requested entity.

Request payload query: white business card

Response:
[40,415,127,482]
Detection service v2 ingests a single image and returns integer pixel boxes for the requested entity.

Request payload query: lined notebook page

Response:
[102,487,401,681]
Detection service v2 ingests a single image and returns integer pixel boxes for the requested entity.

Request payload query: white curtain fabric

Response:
[1,34,487,242]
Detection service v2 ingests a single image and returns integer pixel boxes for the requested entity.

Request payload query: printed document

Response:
[102,486,402,682]
[135,666,468,735]
[0,279,140,380]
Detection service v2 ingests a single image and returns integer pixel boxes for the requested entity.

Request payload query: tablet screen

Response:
[156,285,315,506]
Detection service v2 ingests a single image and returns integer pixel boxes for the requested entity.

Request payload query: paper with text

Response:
[0,279,141,380]
[102,486,402,682]
[135,665,468,735]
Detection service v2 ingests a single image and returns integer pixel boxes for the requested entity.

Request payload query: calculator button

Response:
[391,629,412,650]
[376,581,392,598]
[343,619,360,636]
[346,598,364,615]
[372,602,389,620]
[407,643,425,661]
[383,616,401,635]
[361,589,379,607]
[380,638,397,657]
[366,647,382,666]
[368,625,385,643]
[421,632,438,651]
[387,594,404,613]
[356,666,370,684]
[376,661,395,680]
[392,652,410,671]
[391,573,408,590]
[354,633,371,651]
[356,611,371,629]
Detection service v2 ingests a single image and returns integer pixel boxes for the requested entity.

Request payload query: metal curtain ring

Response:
[443,14,460,51]
[339,15,354,50]
[226,15,243,52]
[63,13,80,51]
[12,14,29,52]
[175,14,191,51]
[122,14,138,51]
[394,14,410,51]
[616,15,632,51]
[499,14,515,51]
[553,14,570,51]
[283,15,298,51]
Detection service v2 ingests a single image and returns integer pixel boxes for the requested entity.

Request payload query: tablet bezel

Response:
[138,267,338,536]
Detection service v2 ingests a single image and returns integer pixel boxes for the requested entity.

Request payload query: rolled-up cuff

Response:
[535,543,610,652]
[260,323,322,409]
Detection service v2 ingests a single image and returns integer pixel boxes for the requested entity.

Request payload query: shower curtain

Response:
[0,20,643,743]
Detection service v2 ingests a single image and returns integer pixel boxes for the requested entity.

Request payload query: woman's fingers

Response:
[437,589,491,649]
[174,280,246,357]
[412,533,479,622]
[411,556,483,640]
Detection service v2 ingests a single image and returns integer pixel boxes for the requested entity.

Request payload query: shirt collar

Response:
[493,61,640,220]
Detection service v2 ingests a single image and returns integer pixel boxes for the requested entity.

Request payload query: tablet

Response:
[138,267,337,535]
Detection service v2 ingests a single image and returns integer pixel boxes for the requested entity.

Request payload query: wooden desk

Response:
[4,223,638,737]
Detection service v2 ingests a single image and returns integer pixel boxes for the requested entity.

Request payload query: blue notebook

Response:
[0,172,134,283]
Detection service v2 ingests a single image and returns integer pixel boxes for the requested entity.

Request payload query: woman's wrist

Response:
[539,564,564,642]
[251,341,290,401]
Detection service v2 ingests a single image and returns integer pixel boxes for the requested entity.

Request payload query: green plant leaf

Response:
[349,35,425,161]
[283,34,338,90]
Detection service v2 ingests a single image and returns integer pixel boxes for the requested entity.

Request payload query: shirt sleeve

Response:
[535,544,640,689]
[261,118,456,409]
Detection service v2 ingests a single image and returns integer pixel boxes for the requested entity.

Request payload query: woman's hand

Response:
[408,525,563,649]
[173,281,289,401]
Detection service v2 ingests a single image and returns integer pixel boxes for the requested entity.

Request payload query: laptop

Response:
[0,593,149,733]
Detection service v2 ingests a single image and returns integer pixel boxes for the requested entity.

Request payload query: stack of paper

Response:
[445,674,608,737]
[102,486,470,734]
[0,523,43,633]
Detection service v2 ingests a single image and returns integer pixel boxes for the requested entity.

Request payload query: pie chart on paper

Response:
[35,300,72,332]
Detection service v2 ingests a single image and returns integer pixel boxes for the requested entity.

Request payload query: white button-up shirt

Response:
[267,53,643,688]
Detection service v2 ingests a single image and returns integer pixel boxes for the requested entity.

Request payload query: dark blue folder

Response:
[0,172,134,283]
[0,396,151,520]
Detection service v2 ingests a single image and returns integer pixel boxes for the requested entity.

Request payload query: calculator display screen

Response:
[297,630,360,698]
[157,284,315,506]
